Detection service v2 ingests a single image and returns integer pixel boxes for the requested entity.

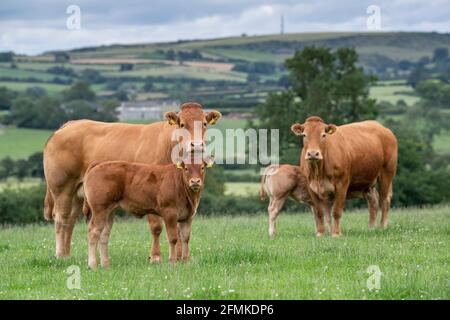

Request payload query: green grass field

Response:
[0,207,448,299]
[370,84,419,106]
[225,182,260,196]
[0,127,52,159]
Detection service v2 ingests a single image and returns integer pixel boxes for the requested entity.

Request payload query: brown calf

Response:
[82,156,214,269]
[260,164,379,237]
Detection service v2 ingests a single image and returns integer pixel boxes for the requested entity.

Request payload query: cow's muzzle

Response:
[189,179,202,192]
[187,141,204,153]
[306,150,322,161]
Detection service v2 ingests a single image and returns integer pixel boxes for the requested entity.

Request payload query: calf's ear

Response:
[291,123,304,136]
[203,155,215,168]
[205,110,222,125]
[165,111,178,125]
[176,161,185,169]
[325,124,337,135]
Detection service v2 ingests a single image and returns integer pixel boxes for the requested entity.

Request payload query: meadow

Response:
[0,206,448,299]
[0,127,52,159]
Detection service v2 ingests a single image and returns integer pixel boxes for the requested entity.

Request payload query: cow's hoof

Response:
[88,264,97,271]
[101,262,110,269]
[149,256,162,264]
[316,232,324,237]
[331,233,341,238]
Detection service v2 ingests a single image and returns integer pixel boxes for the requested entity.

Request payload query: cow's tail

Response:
[81,161,103,222]
[260,168,268,201]
[82,197,92,222]
[43,187,54,221]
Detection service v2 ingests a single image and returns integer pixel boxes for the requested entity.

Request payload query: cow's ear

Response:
[325,124,337,135]
[203,155,215,168]
[165,111,178,125]
[291,123,304,136]
[205,110,222,125]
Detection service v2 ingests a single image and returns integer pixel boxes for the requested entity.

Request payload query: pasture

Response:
[0,127,52,159]
[0,206,448,299]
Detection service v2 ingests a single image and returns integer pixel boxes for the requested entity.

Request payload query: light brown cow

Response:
[291,116,397,237]
[260,164,379,237]
[82,155,214,269]
[43,102,221,259]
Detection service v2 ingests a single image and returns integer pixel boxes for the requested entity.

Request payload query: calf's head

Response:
[291,116,337,162]
[165,102,221,153]
[176,155,215,192]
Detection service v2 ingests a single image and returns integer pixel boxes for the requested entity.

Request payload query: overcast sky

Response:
[1,0,450,55]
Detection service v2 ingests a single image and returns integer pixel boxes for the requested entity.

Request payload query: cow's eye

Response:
[203,122,207,127]
[302,133,307,138]
[180,123,185,128]
[322,133,326,138]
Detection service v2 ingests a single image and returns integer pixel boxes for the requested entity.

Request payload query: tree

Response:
[54,52,70,66]
[0,86,17,110]
[0,51,14,62]
[9,97,36,128]
[62,81,96,102]
[143,77,154,91]
[80,69,104,84]
[408,65,430,88]
[432,48,449,63]
[285,46,377,125]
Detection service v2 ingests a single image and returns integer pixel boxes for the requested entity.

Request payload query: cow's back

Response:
[44,120,174,188]
[324,120,397,188]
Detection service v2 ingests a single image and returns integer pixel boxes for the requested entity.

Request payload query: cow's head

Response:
[291,116,337,162]
[176,155,215,192]
[165,102,221,153]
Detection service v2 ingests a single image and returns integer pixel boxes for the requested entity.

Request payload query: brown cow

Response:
[44,102,221,259]
[260,164,379,237]
[291,116,397,237]
[82,155,214,269]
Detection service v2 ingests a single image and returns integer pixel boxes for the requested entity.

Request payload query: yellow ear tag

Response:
[169,119,176,125]
[327,128,333,134]
[208,119,216,125]
[176,162,183,169]
[206,162,214,168]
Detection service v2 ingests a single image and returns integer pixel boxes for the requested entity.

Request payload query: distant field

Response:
[370,84,419,106]
[0,206,448,299]
[0,81,68,95]
[0,127,52,159]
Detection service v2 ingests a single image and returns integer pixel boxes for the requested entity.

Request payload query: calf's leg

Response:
[268,197,286,237]
[379,170,394,229]
[162,210,179,263]
[88,212,108,270]
[99,214,114,268]
[179,219,193,261]
[147,214,163,263]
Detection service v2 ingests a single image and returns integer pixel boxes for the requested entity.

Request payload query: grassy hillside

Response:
[0,206,448,299]
[0,127,52,159]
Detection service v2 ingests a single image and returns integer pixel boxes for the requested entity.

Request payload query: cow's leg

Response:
[162,210,179,264]
[87,211,107,270]
[268,197,286,237]
[99,214,114,268]
[147,214,163,263]
[63,195,83,256]
[365,187,379,229]
[309,192,325,237]
[379,170,394,229]
[331,185,348,237]
[53,191,75,258]
[179,218,193,262]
